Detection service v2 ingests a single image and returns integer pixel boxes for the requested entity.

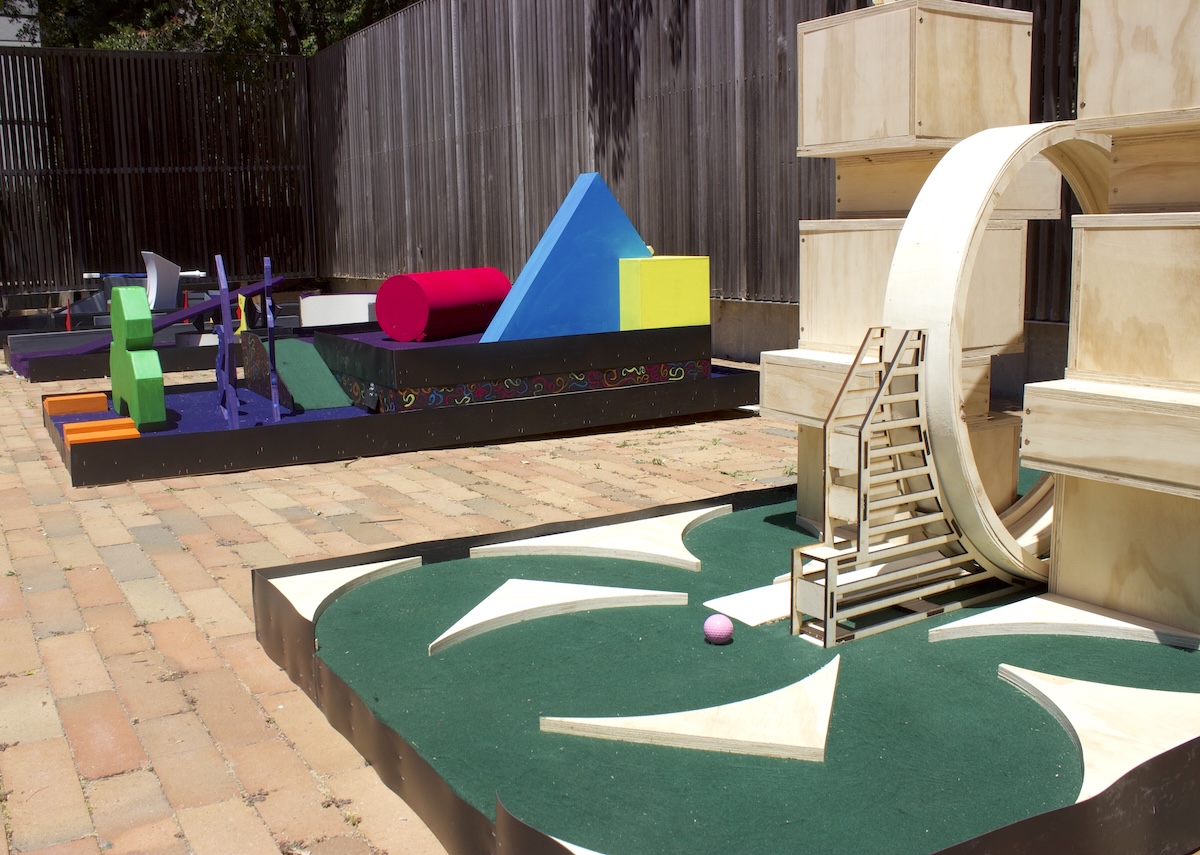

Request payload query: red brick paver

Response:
[58,690,146,779]
[0,363,794,854]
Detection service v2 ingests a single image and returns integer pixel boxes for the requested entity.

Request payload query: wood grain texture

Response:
[880,122,1111,583]
[1109,130,1200,213]
[1068,214,1200,386]
[930,593,1200,649]
[542,656,840,761]
[966,412,1020,513]
[1023,378,1200,497]
[1000,663,1200,801]
[798,219,1026,353]
[1076,0,1200,129]
[759,348,858,428]
[797,0,1031,157]
[1051,476,1200,634]
[835,147,1060,220]
[429,579,688,655]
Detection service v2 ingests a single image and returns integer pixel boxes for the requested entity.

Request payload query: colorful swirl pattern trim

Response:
[334,360,710,414]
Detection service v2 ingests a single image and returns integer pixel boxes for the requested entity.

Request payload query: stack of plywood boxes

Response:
[760,0,1060,532]
[1022,0,1200,632]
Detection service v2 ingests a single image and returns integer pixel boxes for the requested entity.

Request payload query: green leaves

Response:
[7,0,421,56]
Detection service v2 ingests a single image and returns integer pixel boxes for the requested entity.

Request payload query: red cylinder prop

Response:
[375,267,511,342]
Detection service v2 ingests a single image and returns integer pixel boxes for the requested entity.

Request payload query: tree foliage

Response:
[1,0,422,55]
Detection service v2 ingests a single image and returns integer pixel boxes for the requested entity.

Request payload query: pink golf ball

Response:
[704,613,734,645]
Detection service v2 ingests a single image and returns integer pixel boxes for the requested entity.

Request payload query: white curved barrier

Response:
[881,122,1112,581]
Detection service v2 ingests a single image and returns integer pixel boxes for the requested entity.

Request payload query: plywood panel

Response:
[799,220,902,350]
[836,151,1061,219]
[1109,130,1200,213]
[1051,475,1200,634]
[797,0,1032,157]
[961,355,991,418]
[1023,378,1200,497]
[759,348,854,427]
[963,221,1027,354]
[1070,214,1200,385]
[796,424,824,527]
[799,9,913,152]
[1077,0,1200,129]
[913,5,1031,143]
[966,412,1020,512]
[798,219,1026,353]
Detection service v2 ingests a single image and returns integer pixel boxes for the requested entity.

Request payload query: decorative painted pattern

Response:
[334,359,710,413]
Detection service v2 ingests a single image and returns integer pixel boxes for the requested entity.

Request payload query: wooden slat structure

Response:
[307,0,855,302]
[0,0,1081,318]
[0,48,314,297]
[792,326,1028,646]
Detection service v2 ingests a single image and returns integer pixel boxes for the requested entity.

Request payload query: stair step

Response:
[869,487,939,511]
[869,512,948,536]
[868,465,932,487]
[827,483,860,523]
[867,416,923,432]
[869,440,927,460]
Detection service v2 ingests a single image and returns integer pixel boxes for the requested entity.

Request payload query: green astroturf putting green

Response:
[315,501,1200,854]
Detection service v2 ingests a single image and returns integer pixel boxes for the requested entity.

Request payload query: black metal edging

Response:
[253,483,1200,855]
[253,485,796,855]
[935,734,1200,855]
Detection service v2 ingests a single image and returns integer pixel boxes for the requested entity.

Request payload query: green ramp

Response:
[274,338,352,411]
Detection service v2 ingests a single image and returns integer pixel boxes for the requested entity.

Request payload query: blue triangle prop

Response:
[481,173,651,342]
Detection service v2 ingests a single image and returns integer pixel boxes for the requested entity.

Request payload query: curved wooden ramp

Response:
[1000,664,1200,801]
[268,557,422,622]
[468,505,730,571]
[429,579,687,655]
[541,656,840,761]
[930,594,1200,649]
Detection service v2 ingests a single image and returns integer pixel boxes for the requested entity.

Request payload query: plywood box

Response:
[835,151,1061,219]
[1108,130,1200,213]
[1023,378,1200,499]
[1076,0,1200,132]
[798,218,1027,354]
[1069,213,1200,387]
[759,348,858,428]
[966,411,1020,513]
[797,0,1032,157]
[1051,475,1200,634]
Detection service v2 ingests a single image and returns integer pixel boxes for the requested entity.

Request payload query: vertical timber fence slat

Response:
[1,1,1076,313]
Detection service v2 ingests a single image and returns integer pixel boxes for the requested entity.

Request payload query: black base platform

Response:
[48,369,759,486]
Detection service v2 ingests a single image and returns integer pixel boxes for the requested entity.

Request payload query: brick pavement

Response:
[0,363,795,854]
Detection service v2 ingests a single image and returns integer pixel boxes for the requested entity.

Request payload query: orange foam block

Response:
[62,418,140,447]
[43,392,109,417]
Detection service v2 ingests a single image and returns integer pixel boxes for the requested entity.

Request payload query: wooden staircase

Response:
[792,327,1031,647]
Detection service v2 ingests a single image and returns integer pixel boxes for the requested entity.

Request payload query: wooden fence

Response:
[309,0,858,302]
[309,0,1080,315]
[0,48,314,296]
[0,0,1081,320]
